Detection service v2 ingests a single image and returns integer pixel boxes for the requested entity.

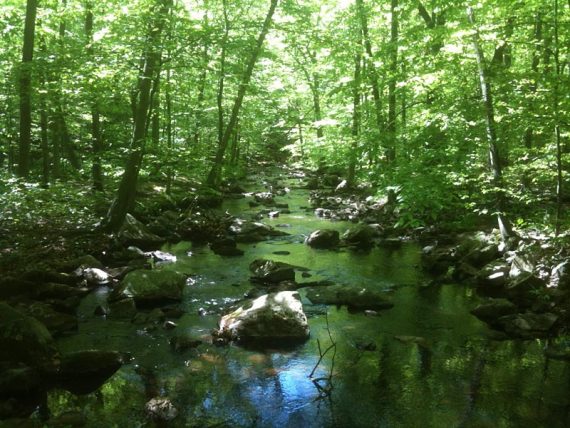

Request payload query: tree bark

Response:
[554,0,563,234]
[206,0,279,186]
[386,0,398,162]
[18,0,38,178]
[103,0,172,231]
[356,0,384,163]
[347,50,362,187]
[217,0,229,147]
[193,5,209,147]
[523,13,543,149]
[467,7,513,240]
[85,1,104,191]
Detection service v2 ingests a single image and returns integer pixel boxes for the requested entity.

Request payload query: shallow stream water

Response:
[50,169,570,427]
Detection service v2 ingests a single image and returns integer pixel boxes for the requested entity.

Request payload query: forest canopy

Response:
[0,0,568,234]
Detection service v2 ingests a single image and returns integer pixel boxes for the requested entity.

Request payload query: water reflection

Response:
[47,176,570,427]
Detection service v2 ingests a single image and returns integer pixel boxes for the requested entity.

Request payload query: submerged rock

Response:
[210,238,244,257]
[145,397,178,422]
[306,285,394,311]
[249,259,296,284]
[111,269,187,307]
[306,229,340,249]
[216,291,310,344]
[50,350,124,394]
[470,298,518,324]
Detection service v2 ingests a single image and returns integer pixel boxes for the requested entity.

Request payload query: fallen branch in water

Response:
[309,311,337,398]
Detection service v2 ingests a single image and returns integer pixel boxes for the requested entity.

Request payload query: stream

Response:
[49,168,570,427]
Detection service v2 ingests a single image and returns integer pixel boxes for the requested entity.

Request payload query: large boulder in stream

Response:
[215,291,310,344]
[305,229,340,249]
[306,285,394,311]
[229,219,288,243]
[0,302,59,369]
[111,269,187,307]
[341,224,375,249]
[118,214,166,251]
[249,259,296,284]
[495,312,558,339]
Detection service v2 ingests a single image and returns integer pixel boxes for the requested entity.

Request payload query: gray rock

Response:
[496,312,558,338]
[341,224,375,249]
[111,269,187,307]
[306,229,340,249]
[216,291,310,344]
[118,214,166,251]
[0,303,58,369]
[144,250,177,264]
[249,259,295,284]
[306,285,394,311]
[229,219,288,243]
[509,253,535,279]
[470,298,517,324]
[145,397,178,422]
[549,260,570,290]
[17,302,77,337]
[254,192,274,205]
[477,260,510,288]
[83,267,111,286]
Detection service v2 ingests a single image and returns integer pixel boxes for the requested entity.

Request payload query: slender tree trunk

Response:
[85,1,104,191]
[386,0,398,163]
[150,77,160,146]
[18,0,38,178]
[554,0,563,234]
[193,6,209,147]
[467,7,513,240]
[165,59,173,194]
[217,0,229,148]
[347,50,362,187]
[206,0,279,186]
[524,13,543,149]
[103,0,171,232]
[39,79,49,188]
[298,119,305,164]
[356,0,383,162]
[312,73,323,139]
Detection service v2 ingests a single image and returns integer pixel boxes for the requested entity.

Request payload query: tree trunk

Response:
[554,0,563,234]
[39,80,49,188]
[356,0,383,162]
[206,0,279,186]
[103,0,172,232]
[18,0,38,178]
[165,58,173,194]
[523,12,543,149]
[386,0,398,162]
[217,0,229,148]
[150,77,160,146]
[193,5,209,147]
[347,50,362,187]
[85,1,104,191]
[467,7,513,240]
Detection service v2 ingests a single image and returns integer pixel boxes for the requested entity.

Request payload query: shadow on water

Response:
[49,175,570,427]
